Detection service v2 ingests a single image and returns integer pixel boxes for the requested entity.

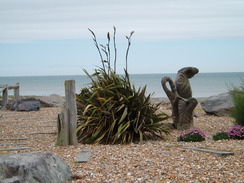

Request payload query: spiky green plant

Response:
[231,80,244,126]
[76,28,169,144]
[76,69,169,144]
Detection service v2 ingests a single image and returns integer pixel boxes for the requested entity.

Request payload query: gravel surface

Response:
[0,103,243,183]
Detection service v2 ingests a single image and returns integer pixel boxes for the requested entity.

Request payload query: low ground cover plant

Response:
[212,131,229,141]
[177,129,206,142]
[76,27,169,144]
[228,125,244,140]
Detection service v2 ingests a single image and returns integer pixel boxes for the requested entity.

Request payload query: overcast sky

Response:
[0,0,244,76]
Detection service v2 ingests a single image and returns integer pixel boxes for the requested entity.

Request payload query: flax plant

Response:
[76,27,170,144]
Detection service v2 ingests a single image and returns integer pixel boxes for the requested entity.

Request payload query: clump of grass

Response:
[230,80,244,126]
[231,92,244,126]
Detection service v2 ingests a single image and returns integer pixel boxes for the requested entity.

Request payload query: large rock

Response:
[1,100,16,111]
[200,92,234,116]
[0,153,72,183]
[15,98,41,111]
[37,94,64,107]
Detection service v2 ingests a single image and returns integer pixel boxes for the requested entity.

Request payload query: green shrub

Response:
[76,69,169,144]
[212,131,229,141]
[76,28,169,144]
[230,80,244,126]
[231,91,244,126]
[177,129,206,142]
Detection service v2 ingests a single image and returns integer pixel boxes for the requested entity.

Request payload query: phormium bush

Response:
[177,129,206,142]
[76,27,170,144]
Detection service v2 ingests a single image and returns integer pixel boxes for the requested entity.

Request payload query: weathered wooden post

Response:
[57,80,78,146]
[14,83,20,101]
[57,109,69,145]
[2,86,8,106]
[65,80,78,145]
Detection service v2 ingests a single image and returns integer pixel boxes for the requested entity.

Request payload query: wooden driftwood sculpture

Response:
[161,67,199,130]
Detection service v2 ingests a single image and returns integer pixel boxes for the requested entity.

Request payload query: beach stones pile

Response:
[0,153,72,183]
[15,98,41,111]
[37,94,64,107]
[3,98,41,111]
[1,94,64,111]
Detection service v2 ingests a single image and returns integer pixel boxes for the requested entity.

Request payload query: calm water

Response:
[0,72,243,98]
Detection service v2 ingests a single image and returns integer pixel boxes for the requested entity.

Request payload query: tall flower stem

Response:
[125,31,134,73]
[88,28,106,73]
[113,26,117,73]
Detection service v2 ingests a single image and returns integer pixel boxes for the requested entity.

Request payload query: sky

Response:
[0,0,244,76]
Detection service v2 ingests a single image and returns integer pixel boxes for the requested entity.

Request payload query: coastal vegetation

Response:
[212,131,229,141]
[177,129,206,142]
[228,125,244,140]
[231,80,244,126]
[183,81,244,142]
[212,125,244,141]
[76,27,169,144]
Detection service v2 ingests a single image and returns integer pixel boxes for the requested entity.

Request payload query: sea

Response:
[0,72,244,98]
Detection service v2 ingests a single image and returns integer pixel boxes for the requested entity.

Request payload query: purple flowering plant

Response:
[177,129,206,142]
[228,125,244,140]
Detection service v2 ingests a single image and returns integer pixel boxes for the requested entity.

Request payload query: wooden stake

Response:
[65,80,78,145]
[57,80,78,146]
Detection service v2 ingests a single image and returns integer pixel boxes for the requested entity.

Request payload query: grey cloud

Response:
[0,0,244,43]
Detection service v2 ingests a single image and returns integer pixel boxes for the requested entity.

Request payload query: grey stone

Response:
[1,100,16,111]
[37,94,64,107]
[15,98,41,111]
[200,92,234,116]
[0,153,72,183]
[75,150,92,163]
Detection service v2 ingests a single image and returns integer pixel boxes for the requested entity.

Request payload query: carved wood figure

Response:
[161,67,199,130]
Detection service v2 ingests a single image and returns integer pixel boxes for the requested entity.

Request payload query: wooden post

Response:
[57,80,78,146]
[65,80,78,145]
[14,83,20,101]
[57,109,69,146]
[3,86,8,106]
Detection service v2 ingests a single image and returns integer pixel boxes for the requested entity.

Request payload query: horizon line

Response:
[1,71,244,77]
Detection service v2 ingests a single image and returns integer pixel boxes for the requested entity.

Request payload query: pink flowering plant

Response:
[177,129,206,142]
[228,125,244,140]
